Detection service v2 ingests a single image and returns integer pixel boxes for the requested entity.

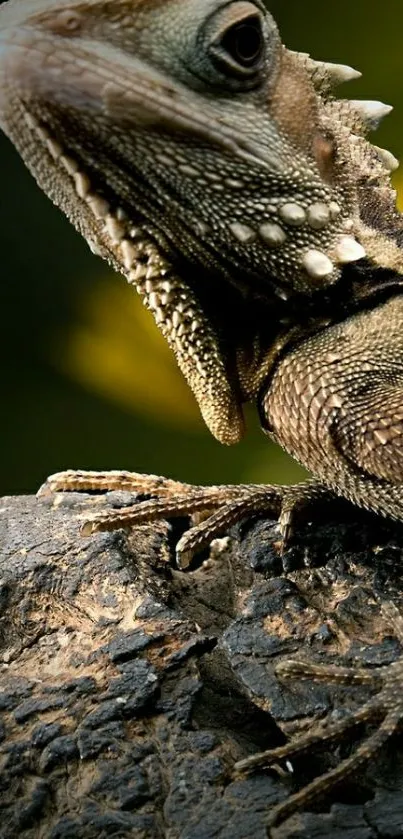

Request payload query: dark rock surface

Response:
[1,490,403,838]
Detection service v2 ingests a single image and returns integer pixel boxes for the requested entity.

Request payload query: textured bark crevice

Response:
[1,490,403,838]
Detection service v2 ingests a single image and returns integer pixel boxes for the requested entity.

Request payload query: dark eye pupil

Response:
[222,18,263,68]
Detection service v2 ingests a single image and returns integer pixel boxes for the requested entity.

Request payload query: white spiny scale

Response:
[279,203,306,227]
[61,155,79,176]
[74,172,90,199]
[133,264,147,282]
[87,194,109,219]
[307,203,331,230]
[259,223,287,247]
[105,215,125,243]
[229,222,257,244]
[154,308,164,325]
[322,62,362,84]
[329,202,342,219]
[36,124,50,143]
[88,240,103,257]
[121,239,137,270]
[302,249,334,280]
[23,111,38,131]
[350,100,393,129]
[46,137,63,160]
[372,145,400,173]
[311,60,362,86]
[148,292,160,311]
[335,236,366,264]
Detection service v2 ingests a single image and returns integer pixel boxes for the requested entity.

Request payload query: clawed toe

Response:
[37,469,194,499]
[38,470,340,569]
[235,632,403,830]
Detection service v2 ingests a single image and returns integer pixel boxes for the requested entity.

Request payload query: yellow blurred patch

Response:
[55,274,306,485]
[395,169,403,210]
[59,275,204,431]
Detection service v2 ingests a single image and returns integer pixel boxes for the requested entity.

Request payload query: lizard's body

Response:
[1,0,403,827]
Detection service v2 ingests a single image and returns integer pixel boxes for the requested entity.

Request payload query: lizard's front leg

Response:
[265,293,403,522]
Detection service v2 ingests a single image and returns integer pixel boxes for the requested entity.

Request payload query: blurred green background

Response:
[0,0,402,496]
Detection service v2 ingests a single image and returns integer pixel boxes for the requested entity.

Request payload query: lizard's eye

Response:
[206,3,267,83]
[220,17,264,70]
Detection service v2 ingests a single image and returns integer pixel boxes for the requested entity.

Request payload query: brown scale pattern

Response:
[266,296,403,510]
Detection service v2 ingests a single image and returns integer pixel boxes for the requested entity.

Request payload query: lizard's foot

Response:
[38,470,332,568]
[235,601,403,831]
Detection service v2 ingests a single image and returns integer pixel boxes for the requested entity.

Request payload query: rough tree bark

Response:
[1,488,403,839]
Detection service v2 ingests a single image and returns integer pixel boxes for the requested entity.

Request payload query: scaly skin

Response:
[1,0,403,829]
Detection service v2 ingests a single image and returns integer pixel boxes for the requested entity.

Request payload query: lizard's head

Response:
[0,0,400,443]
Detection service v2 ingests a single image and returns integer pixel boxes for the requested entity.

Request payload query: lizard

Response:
[1,0,403,829]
